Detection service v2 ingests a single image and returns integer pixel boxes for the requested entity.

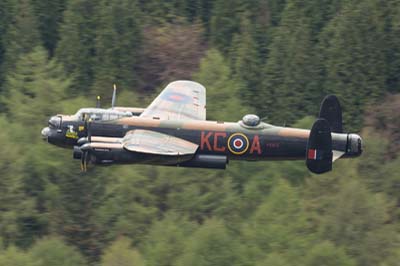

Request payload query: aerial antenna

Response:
[96,95,101,108]
[111,84,117,109]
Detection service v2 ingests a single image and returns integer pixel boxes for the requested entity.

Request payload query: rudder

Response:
[306,118,333,174]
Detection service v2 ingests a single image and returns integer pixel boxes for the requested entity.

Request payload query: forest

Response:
[0,0,399,265]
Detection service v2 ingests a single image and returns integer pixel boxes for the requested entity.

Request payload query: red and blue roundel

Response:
[162,91,192,104]
[228,133,249,155]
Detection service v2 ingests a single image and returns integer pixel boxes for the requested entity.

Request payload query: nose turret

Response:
[41,115,73,148]
[347,133,363,157]
[41,127,50,141]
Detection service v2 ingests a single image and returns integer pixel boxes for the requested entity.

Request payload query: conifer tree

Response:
[1,46,69,248]
[1,0,41,77]
[143,213,196,266]
[320,180,397,266]
[31,0,67,56]
[92,0,142,98]
[177,219,243,266]
[319,0,388,130]
[30,238,87,266]
[95,166,158,245]
[0,0,15,89]
[385,0,400,93]
[262,0,320,124]
[209,0,241,54]
[305,241,355,266]
[193,49,250,121]
[0,247,39,266]
[3,46,68,129]
[56,0,100,95]
[0,117,38,249]
[243,180,312,263]
[51,169,108,263]
[101,237,144,266]
[231,15,264,111]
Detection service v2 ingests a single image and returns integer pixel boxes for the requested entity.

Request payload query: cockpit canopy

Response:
[74,108,133,121]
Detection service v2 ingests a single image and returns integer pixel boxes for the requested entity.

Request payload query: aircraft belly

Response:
[90,147,195,165]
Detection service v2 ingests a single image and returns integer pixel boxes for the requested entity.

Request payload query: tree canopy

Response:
[0,0,399,265]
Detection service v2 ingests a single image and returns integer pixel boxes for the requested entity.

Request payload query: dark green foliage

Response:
[95,167,158,245]
[3,46,68,127]
[0,1,399,265]
[0,0,15,88]
[143,213,196,266]
[177,219,244,266]
[231,15,264,109]
[31,0,67,56]
[56,0,100,95]
[261,0,321,125]
[0,246,39,266]
[319,0,390,130]
[1,0,41,79]
[305,241,355,266]
[386,1,400,93]
[100,237,144,266]
[319,180,396,266]
[30,237,87,266]
[93,0,142,98]
[0,117,38,249]
[193,48,250,121]
[209,0,241,54]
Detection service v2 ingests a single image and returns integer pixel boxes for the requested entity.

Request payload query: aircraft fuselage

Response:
[43,116,362,169]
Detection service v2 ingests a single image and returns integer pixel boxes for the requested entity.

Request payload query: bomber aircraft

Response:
[42,80,362,174]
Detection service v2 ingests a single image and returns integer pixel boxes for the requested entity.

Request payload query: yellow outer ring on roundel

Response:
[227,133,250,155]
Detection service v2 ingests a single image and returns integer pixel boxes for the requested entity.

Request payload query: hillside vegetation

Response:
[0,0,399,265]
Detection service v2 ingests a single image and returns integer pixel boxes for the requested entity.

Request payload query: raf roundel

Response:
[228,133,249,155]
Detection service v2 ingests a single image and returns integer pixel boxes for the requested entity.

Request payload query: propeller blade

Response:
[81,151,87,172]
[111,84,117,109]
[87,120,92,142]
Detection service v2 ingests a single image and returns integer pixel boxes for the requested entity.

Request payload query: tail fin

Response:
[319,95,342,133]
[306,118,333,174]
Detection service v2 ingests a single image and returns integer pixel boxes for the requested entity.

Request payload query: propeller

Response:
[111,84,117,109]
[81,149,88,172]
[80,117,93,172]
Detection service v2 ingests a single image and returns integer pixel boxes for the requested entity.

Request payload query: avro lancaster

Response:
[41,80,362,174]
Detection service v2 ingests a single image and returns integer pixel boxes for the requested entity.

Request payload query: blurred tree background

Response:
[0,0,399,265]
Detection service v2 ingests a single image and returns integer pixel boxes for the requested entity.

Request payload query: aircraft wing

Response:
[140,80,206,120]
[122,129,198,156]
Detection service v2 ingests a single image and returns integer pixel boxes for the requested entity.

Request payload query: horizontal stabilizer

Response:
[319,95,342,133]
[332,150,345,162]
[306,119,333,174]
